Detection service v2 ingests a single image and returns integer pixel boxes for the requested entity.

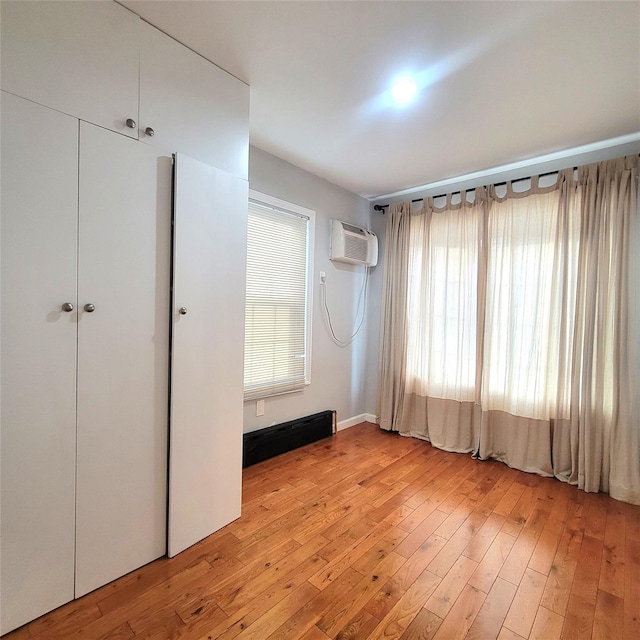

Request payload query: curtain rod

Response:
[373,168,569,213]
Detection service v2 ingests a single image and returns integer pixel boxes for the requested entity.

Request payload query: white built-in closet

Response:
[0,1,248,633]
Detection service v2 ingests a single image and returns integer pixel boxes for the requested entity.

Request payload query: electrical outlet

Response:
[320,271,326,283]
[256,399,265,416]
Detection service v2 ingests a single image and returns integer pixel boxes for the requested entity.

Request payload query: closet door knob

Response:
[178,307,187,315]
[61,302,74,312]
[144,127,155,137]
[84,303,95,313]
[126,118,136,129]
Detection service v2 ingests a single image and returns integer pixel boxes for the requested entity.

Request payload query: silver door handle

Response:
[178,307,187,315]
[84,303,95,313]
[61,302,74,312]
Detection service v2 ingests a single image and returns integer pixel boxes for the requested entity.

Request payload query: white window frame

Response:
[244,190,315,400]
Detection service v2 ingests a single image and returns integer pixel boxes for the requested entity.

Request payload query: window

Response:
[244,191,314,400]
[404,187,579,421]
[405,206,480,402]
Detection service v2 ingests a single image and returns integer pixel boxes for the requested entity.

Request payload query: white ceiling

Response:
[122,1,640,199]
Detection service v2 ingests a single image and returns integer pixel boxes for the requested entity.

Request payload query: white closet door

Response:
[0,92,78,634]
[169,154,247,557]
[75,123,169,596]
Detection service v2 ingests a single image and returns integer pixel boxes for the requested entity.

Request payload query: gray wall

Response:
[244,146,376,432]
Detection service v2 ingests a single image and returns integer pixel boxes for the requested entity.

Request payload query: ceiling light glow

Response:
[390,77,418,105]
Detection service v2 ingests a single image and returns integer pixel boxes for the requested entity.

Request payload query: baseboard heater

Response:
[243,410,336,468]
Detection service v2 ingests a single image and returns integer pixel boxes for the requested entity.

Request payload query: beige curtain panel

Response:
[377,155,640,504]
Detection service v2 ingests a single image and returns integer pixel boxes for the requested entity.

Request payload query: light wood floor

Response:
[4,422,640,640]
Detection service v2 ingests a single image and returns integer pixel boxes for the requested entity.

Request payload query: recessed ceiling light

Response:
[390,77,418,105]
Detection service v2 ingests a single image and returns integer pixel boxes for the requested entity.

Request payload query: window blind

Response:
[244,199,310,400]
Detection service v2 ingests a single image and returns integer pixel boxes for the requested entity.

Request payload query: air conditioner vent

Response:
[344,234,368,263]
[330,220,378,266]
[341,222,366,235]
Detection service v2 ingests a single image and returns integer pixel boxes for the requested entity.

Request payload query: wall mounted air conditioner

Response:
[330,220,378,266]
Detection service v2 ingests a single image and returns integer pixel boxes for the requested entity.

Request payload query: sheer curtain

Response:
[377,156,640,504]
[401,190,486,453]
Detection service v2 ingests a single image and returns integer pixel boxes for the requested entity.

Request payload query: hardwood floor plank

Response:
[216,536,327,614]
[52,560,212,640]
[623,538,640,640]
[266,569,364,640]
[599,499,626,599]
[26,603,102,640]
[424,556,478,619]
[316,552,407,637]
[467,531,516,594]
[103,622,135,639]
[539,556,578,617]
[363,532,442,622]
[431,584,486,640]
[427,513,487,578]
[385,535,447,593]
[499,506,549,585]
[139,606,227,640]
[402,458,459,511]
[622,501,640,542]
[93,535,237,617]
[539,506,584,617]
[1,627,31,640]
[381,504,416,527]
[527,494,567,577]
[319,505,379,543]
[492,482,526,519]
[592,588,624,640]
[561,593,596,640]
[432,498,479,541]
[147,539,301,635]
[395,510,449,559]
[398,608,442,640]
[363,577,405,622]
[350,537,405,577]
[529,606,563,640]
[571,534,604,602]
[133,612,185,640]
[310,522,393,590]
[335,609,381,640]
[226,582,319,640]
[472,467,519,518]
[496,627,526,640]
[502,567,547,638]
[193,553,324,640]
[583,493,608,541]
[462,512,506,563]
[366,570,441,639]
[466,577,517,640]
[300,626,332,640]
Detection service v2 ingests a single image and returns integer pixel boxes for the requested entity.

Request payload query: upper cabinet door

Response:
[139,22,249,179]
[0,1,139,138]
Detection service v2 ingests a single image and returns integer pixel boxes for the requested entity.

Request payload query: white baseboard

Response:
[337,413,378,431]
